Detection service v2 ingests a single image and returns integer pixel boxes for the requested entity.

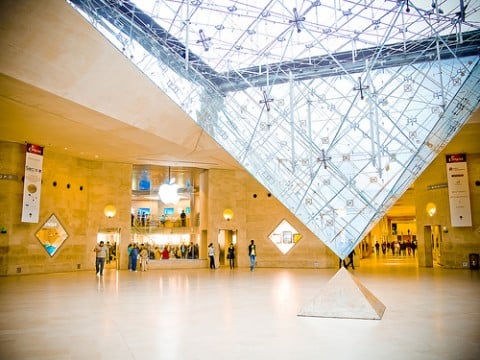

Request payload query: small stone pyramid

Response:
[297,267,386,320]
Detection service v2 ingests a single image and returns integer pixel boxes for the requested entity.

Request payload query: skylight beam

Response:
[184,1,190,71]
[289,71,296,174]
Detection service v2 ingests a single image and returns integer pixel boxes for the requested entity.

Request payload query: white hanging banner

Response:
[446,154,472,227]
[21,143,44,223]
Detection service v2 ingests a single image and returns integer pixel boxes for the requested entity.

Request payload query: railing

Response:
[131,221,197,235]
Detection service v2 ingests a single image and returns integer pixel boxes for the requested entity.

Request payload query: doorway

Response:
[431,225,442,265]
[423,226,434,267]
[218,229,237,267]
[97,227,121,270]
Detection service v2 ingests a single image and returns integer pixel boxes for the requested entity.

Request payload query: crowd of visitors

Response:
[371,238,418,257]
[99,236,417,277]
[126,242,201,272]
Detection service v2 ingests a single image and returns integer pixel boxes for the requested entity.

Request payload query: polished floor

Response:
[0,255,479,360]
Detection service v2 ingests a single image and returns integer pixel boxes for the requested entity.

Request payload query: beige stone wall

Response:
[364,138,479,268]
[348,121,480,269]
[1,142,338,275]
[206,169,337,269]
[0,142,131,275]
[10,134,479,273]
[0,142,24,274]
[415,150,480,269]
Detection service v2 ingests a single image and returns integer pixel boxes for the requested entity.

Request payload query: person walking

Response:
[227,242,235,269]
[412,239,417,256]
[130,244,139,272]
[248,240,257,271]
[344,249,356,269]
[127,243,133,270]
[139,245,149,271]
[94,241,108,276]
[208,243,215,269]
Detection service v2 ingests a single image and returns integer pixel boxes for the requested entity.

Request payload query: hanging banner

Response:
[21,143,44,223]
[446,153,472,227]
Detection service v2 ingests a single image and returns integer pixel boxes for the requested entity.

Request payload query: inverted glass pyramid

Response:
[68,0,480,259]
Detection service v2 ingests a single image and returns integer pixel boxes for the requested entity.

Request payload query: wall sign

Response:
[35,214,69,257]
[446,153,472,227]
[21,143,44,223]
[268,219,303,254]
[0,174,18,180]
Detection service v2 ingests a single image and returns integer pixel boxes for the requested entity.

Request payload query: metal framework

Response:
[68,0,480,258]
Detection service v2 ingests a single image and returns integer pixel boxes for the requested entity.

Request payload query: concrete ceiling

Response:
[0,0,478,222]
[0,0,241,170]
[0,73,241,170]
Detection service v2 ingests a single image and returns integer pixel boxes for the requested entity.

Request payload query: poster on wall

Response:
[446,153,472,227]
[21,143,44,223]
[35,214,69,257]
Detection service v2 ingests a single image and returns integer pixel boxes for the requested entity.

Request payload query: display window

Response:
[131,233,197,260]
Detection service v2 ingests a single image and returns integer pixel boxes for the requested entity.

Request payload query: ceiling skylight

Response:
[67,0,480,258]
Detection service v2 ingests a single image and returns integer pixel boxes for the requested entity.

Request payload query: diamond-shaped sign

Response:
[269,219,303,255]
[35,214,69,257]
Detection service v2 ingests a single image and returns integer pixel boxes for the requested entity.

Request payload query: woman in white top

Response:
[208,243,215,269]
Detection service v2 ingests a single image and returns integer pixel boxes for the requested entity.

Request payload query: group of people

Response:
[96,239,259,274]
[208,239,256,271]
[208,242,238,269]
[126,243,149,272]
[96,236,423,276]
[152,242,199,260]
[374,239,418,256]
[132,212,150,227]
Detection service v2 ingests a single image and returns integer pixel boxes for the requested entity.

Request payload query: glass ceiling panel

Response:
[68,0,480,258]
[79,0,479,73]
